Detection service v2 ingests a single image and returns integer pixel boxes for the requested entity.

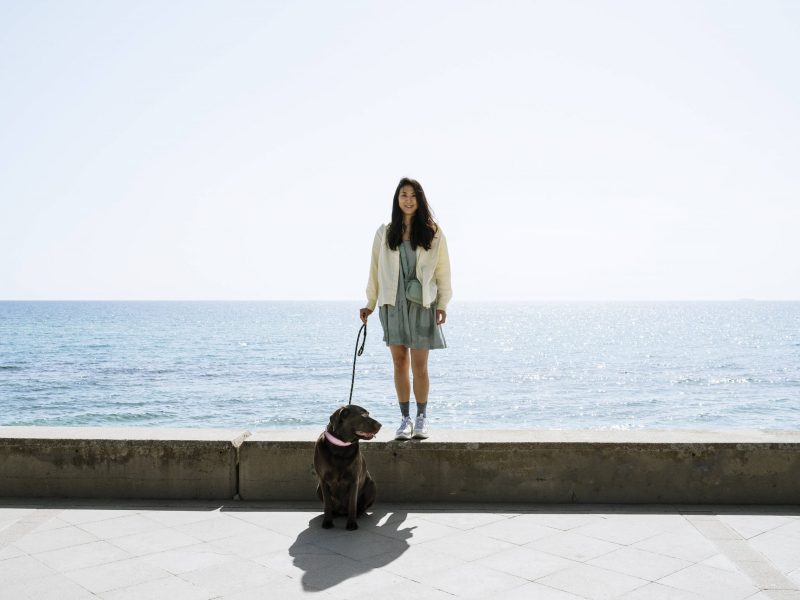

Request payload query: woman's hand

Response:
[436,309,447,325]
[359,307,373,323]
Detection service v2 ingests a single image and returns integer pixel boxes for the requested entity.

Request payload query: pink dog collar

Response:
[323,430,352,447]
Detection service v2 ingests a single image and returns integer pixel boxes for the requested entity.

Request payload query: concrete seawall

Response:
[1,427,799,503]
[0,428,246,499]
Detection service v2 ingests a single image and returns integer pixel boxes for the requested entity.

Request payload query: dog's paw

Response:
[346,521,359,531]
[322,519,334,529]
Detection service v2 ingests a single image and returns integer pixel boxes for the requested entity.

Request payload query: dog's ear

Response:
[328,408,340,430]
[329,406,350,430]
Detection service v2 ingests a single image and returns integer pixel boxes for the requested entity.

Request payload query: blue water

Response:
[1,301,798,431]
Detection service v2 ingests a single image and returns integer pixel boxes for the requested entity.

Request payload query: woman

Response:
[360,177,452,440]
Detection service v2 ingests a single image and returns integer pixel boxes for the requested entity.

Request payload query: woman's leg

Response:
[389,344,411,407]
[410,348,431,438]
[390,345,413,439]
[410,348,430,410]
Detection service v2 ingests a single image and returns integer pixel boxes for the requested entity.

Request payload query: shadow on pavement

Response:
[289,508,414,591]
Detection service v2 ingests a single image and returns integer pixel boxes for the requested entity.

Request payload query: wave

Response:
[671,376,755,385]
[98,367,176,375]
[709,377,753,385]
[10,411,176,426]
[670,377,704,385]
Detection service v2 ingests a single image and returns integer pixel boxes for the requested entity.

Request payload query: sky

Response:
[1,0,798,302]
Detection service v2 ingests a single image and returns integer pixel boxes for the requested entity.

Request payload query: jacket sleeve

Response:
[435,231,452,312]
[365,225,383,311]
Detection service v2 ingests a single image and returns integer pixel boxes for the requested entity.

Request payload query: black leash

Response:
[348,322,367,405]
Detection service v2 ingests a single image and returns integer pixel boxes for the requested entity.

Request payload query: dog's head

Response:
[328,405,382,443]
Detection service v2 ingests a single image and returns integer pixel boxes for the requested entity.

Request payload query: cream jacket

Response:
[365,223,452,312]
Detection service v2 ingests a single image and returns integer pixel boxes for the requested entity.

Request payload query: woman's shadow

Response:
[288,508,414,591]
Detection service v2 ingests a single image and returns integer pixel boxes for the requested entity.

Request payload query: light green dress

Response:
[379,240,447,349]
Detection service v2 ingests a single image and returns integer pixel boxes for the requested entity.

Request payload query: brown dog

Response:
[314,405,382,530]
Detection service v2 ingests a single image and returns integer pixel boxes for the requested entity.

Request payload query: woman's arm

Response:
[435,231,452,313]
[364,226,383,312]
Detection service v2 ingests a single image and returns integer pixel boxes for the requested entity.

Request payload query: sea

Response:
[1,301,798,431]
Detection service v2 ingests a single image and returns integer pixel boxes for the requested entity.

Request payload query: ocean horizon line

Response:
[1,298,798,303]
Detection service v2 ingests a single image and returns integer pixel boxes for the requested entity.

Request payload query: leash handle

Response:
[348,322,367,405]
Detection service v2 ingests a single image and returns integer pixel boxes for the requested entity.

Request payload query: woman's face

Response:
[398,185,418,218]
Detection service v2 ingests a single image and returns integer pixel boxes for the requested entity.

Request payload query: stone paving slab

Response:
[0,500,798,599]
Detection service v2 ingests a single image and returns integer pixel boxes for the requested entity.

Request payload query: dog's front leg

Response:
[319,481,335,529]
[346,483,359,531]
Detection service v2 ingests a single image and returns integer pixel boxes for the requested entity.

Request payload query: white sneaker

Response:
[395,416,413,440]
[413,415,429,439]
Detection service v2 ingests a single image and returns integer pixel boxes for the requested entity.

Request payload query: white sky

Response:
[1,1,798,301]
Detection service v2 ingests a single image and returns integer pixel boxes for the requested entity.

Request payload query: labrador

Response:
[314,405,382,530]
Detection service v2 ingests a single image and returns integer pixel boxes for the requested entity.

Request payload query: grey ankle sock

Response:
[399,402,410,417]
[416,403,427,417]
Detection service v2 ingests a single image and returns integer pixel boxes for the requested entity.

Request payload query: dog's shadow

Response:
[289,509,414,591]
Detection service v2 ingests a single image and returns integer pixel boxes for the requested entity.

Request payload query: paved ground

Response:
[1,500,799,599]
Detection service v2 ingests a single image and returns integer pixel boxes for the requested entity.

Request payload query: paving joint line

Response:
[684,512,798,597]
[0,508,62,548]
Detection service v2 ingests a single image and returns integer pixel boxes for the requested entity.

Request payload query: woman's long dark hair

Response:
[387,177,438,251]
